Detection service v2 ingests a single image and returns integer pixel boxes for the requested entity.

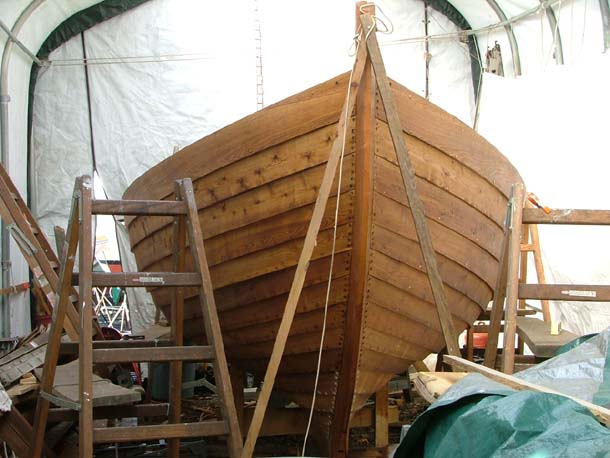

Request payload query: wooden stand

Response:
[30,176,242,458]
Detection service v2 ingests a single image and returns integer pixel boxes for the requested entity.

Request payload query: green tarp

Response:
[394,373,610,457]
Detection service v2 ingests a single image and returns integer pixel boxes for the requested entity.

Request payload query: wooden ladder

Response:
[30,176,243,458]
[0,164,80,340]
[484,189,610,374]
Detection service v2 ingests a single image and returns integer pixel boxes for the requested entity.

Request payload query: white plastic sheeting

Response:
[4,0,608,337]
[30,0,472,333]
[478,51,610,335]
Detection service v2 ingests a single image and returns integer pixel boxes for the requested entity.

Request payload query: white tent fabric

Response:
[29,0,473,333]
[1,0,609,337]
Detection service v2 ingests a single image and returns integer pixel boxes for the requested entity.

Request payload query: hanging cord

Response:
[301,23,367,457]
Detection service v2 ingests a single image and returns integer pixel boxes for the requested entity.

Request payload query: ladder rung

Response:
[522,208,610,225]
[93,421,229,443]
[72,272,201,287]
[60,339,174,356]
[91,199,187,216]
[92,345,215,363]
[519,283,610,301]
[48,403,169,422]
[520,243,535,252]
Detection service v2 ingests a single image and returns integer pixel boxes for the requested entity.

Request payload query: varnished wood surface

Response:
[124,72,522,448]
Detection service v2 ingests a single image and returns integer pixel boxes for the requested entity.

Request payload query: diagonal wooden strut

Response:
[240,30,370,458]
[361,13,460,357]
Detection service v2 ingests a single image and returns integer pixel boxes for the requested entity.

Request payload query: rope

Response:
[301,23,366,458]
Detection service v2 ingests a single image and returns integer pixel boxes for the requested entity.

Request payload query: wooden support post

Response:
[31,180,82,458]
[444,354,610,426]
[374,386,388,448]
[482,199,511,369]
[501,183,526,374]
[78,176,94,458]
[240,32,369,458]
[361,13,460,357]
[168,181,187,458]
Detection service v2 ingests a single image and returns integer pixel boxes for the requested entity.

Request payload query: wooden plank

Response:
[92,345,214,363]
[78,176,94,458]
[181,179,243,458]
[374,386,388,448]
[483,199,512,368]
[522,208,610,225]
[519,283,610,301]
[444,355,610,426]
[363,13,459,357]
[75,272,201,287]
[501,183,525,374]
[516,317,578,358]
[240,34,369,458]
[93,421,229,443]
[92,199,187,215]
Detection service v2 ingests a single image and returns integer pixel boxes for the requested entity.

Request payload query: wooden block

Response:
[516,317,578,358]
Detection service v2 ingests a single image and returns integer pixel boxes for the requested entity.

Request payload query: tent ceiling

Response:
[2,0,609,75]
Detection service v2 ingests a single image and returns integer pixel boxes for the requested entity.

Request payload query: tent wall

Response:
[2,0,609,337]
[29,0,473,334]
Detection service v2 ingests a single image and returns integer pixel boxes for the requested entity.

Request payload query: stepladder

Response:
[30,176,243,458]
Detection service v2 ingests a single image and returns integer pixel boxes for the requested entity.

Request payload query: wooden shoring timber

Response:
[501,183,526,375]
[444,355,610,426]
[239,25,370,458]
[361,13,459,357]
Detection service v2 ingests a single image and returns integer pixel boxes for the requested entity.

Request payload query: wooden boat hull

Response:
[124,72,522,452]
